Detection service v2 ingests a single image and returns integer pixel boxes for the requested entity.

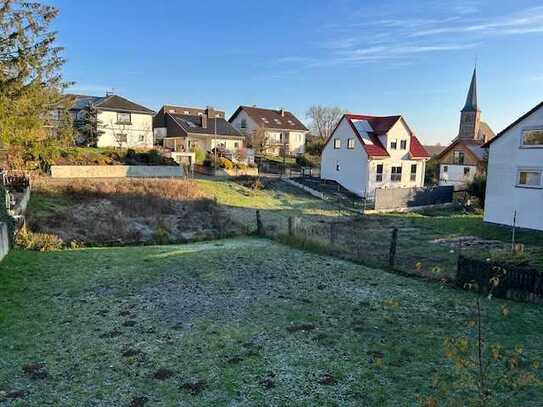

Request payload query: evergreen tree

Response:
[0,1,66,152]
[76,103,104,147]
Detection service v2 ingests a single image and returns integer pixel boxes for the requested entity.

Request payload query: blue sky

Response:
[52,0,543,144]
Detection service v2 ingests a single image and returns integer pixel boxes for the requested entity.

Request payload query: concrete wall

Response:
[0,222,8,262]
[484,105,543,231]
[97,110,154,149]
[374,185,454,211]
[50,165,184,178]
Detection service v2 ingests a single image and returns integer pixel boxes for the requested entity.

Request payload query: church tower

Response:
[458,68,481,141]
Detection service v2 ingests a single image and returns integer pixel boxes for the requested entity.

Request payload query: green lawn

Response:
[1,238,542,405]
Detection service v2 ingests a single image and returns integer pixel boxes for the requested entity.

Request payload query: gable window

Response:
[117,112,131,125]
[391,166,402,182]
[376,164,383,182]
[390,140,398,150]
[400,140,407,150]
[521,129,543,147]
[464,167,471,176]
[333,139,341,149]
[453,151,465,165]
[517,169,542,188]
[443,165,448,173]
[410,164,417,181]
[347,138,355,149]
[240,119,247,129]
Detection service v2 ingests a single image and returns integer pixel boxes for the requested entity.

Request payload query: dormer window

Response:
[521,129,543,147]
[400,140,407,150]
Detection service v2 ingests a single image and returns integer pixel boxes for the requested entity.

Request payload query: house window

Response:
[391,166,402,182]
[336,161,340,171]
[464,167,471,176]
[334,139,341,149]
[139,135,145,143]
[400,140,407,150]
[517,169,542,188]
[410,164,417,181]
[347,138,355,149]
[453,151,465,165]
[521,129,543,147]
[240,119,247,129]
[376,164,383,182]
[390,140,398,150]
[117,112,131,125]
[443,165,448,173]
[116,133,128,143]
[234,142,239,148]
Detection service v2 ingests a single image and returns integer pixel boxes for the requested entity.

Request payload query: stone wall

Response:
[50,165,184,179]
[374,186,454,211]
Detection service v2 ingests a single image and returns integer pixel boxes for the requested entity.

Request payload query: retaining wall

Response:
[374,185,454,211]
[50,165,184,179]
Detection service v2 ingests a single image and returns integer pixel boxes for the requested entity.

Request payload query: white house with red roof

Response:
[320,113,430,197]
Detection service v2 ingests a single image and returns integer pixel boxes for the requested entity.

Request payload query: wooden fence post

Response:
[256,210,264,236]
[288,216,299,237]
[330,222,337,246]
[389,228,398,268]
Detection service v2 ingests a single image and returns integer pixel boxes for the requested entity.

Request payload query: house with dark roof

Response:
[436,69,495,188]
[67,94,155,148]
[482,101,543,231]
[229,106,308,156]
[153,105,244,154]
[320,113,430,197]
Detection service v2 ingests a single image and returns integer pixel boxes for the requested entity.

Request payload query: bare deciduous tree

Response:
[246,127,271,155]
[306,105,346,141]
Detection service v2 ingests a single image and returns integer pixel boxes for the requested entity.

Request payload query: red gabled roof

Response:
[325,113,429,159]
[409,134,431,158]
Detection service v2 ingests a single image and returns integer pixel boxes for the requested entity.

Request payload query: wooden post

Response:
[330,222,337,246]
[256,210,264,236]
[288,216,296,237]
[389,228,398,268]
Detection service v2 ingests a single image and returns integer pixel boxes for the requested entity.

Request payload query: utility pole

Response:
[282,132,287,177]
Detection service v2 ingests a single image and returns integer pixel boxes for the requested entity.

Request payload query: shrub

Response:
[296,154,320,167]
[16,228,64,251]
[218,157,234,170]
[467,174,486,207]
[191,146,206,165]
[305,138,325,156]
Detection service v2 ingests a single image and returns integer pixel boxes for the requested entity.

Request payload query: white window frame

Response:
[347,138,355,149]
[520,127,543,148]
[516,168,542,189]
[333,139,341,149]
[116,112,131,125]
[391,166,402,182]
[390,139,398,150]
[376,164,383,182]
[400,140,407,150]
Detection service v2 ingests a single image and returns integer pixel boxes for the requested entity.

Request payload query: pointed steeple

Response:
[462,68,479,112]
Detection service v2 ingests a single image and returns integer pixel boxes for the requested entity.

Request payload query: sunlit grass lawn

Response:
[1,238,542,405]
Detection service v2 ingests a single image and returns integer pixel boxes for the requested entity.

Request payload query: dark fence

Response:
[374,185,454,211]
[457,255,543,303]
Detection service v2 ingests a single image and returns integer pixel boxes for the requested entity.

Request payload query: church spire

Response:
[462,67,479,112]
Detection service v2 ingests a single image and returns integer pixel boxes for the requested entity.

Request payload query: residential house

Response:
[483,101,543,232]
[229,106,308,156]
[153,105,245,156]
[436,69,495,188]
[68,94,155,148]
[320,113,430,197]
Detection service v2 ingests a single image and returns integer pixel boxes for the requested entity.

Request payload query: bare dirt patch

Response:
[431,235,505,250]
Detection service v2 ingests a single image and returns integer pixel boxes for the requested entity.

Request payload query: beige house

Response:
[229,106,308,156]
[68,94,155,149]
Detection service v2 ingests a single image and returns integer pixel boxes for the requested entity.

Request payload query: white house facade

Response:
[321,114,430,197]
[483,101,543,232]
[229,106,307,156]
[69,94,155,149]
